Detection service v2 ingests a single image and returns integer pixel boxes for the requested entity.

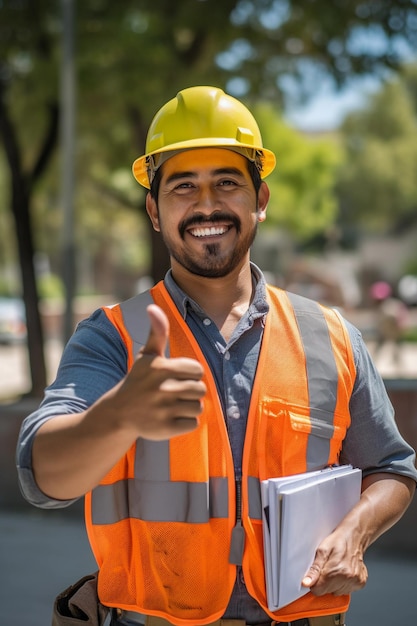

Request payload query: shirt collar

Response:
[163,263,269,320]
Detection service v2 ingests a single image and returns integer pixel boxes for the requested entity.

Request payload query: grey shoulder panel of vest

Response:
[286,289,349,333]
[286,290,323,316]
[119,290,154,357]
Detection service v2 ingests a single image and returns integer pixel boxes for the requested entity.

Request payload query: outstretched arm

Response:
[31,305,206,501]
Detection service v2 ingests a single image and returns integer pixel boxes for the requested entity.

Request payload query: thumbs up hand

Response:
[110,304,206,440]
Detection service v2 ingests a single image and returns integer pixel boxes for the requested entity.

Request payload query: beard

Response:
[159,211,258,278]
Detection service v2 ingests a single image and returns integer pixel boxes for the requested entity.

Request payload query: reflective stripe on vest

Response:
[287,291,338,471]
[92,444,228,524]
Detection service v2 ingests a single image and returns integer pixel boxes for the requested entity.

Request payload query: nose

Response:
[193,185,218,212]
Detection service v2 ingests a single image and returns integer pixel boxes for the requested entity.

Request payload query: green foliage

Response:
[2,0,417,289]
[255,103,342,240]
[404,258,417,275]
[401,327,417,343]
[0,279,17,297]
[37,273,64,299]
[337,67,417,234]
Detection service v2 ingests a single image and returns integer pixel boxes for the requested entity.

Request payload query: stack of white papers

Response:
[261,465,362,611]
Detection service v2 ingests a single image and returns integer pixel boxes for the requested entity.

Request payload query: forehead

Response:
[160,147,249,179]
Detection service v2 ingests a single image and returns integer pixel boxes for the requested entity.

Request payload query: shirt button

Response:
[203,318,211,326]
[224,351,231,360]
[228,407,240,420]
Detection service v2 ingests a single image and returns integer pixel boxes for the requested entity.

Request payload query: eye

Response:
[172,181,195,193]
[176,181,193,188]
[218,178,238,188]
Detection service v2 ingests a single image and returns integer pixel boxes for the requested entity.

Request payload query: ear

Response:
[146,193,160,232]
[257,182,270,223]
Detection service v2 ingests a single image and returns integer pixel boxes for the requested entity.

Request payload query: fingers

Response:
[159,377,206,397]
[303,542,368,596]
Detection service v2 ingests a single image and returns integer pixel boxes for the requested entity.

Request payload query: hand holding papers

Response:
[261,464,362,611]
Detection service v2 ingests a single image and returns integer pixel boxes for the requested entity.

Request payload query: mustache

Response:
[179,212,241,238]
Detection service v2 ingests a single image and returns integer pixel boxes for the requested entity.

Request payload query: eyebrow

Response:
[164,167,246,185]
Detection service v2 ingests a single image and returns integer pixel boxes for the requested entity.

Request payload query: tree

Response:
[337,65,417,237]
[2,0,417,396]
[255,103,342,240]
[0,1,60,395]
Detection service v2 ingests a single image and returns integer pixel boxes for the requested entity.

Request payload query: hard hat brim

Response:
[132,141,276,189]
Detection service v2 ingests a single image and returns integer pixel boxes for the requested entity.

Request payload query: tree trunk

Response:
[12,180,47,397]
[127,105,171,283]
[149,221,170,283]
[0,83,55,397]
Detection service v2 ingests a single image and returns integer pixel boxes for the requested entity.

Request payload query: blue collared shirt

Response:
[164,266,269,481]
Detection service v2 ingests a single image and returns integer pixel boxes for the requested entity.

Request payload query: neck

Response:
[171,259,254,341]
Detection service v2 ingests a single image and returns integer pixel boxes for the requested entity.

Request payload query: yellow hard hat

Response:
[132,86,276,188]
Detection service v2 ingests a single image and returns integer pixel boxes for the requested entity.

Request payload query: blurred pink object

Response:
[370,281,392,301]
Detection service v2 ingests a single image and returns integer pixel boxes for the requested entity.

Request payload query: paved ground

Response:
[1,508,416,626]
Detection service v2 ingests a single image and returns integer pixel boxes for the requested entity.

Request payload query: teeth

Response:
[190,226,228,237]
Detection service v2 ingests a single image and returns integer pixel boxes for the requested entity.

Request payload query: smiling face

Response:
[145,148,269,279]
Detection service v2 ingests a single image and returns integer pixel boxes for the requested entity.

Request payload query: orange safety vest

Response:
[85,281,357,625]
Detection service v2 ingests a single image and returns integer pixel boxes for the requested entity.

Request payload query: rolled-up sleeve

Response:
[340,321,417,483]
[16,309,128,508]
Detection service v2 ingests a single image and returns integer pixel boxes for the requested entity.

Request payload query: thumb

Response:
[140,304,170,357]
[302,551,327,588]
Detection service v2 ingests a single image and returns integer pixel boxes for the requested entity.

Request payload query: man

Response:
[17,86,417,626]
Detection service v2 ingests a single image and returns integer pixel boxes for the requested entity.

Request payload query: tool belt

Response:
[114,610,346,626]
[52,571,346,626]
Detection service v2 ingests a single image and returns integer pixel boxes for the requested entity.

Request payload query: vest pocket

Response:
[289,409,346,440]
[261,399,347,474]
